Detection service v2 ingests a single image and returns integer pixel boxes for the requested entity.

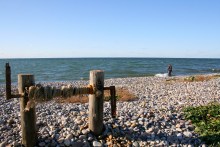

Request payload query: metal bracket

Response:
[104,86,116,118]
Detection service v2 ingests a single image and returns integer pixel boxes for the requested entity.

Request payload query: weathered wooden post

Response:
[5,63,11,100]
[89,70,104,135]
[110,86,116,118]
[18,74,37,147]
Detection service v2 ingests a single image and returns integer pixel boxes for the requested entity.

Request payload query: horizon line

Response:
[0,57,220,59]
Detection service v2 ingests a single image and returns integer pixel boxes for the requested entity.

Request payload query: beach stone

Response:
[40,127,48,134]
[183,131,192,138]
[138,117,144,121]
[7,118,15,125]
[54,133,60,140]
[0,119,4,125]
[79,135,87,140]
[12,141,19,146]
[76,120,83,125]
[131,116,138,120]
[61,116,67,121]
[72,111,78,116]
[132,141,140,147]
[61,121,66,125]
[108,134,113,140]
[131,122,137,128]
[66,134,73,140]
[80,111,86,115]
[93,141,102,147]
[88,136,93,141]
[177,133,183,140]
[51,140,57,146]
[185,120,192,125]
[176,124,181,128]
[41,112,47,117]
[138,121,144,125]
[39,142,46,147]
[146,127,154,133]
[176,128,182,132]
[48,125,54,131]
[71,142,84,146]
[1,126,7,131]
[187,125,195,131]
[45,139,51,143]
[57,137,64,143]
[82,129,89,135]
[150,133,156,140]
[106,141,112,146]
[64,139,71,146]
[133,127,139,132]
[0,141,6,147]
[125,121,131,127]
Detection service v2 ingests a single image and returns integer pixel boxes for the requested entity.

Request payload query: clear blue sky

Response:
[0,0,220,58]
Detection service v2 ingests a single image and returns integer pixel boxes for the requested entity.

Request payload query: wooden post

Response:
[18,74,37,147]
[110,86,116,118]
[5,63,11,100]
[89,70,104,135]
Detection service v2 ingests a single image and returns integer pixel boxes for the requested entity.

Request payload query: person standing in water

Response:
[168,64,172,76]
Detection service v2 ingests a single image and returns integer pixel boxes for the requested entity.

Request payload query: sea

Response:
[0,58,220,84]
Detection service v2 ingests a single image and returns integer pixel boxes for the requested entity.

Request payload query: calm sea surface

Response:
[0,58,220,84]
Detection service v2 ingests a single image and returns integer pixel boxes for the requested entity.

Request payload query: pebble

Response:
[132,141,140,147]
[64,139,71,146]
[38,142,46,147]
[93,141,102,147]
[183,131,193,138]
[81,129,89,135]
[88,136,93,141]
[51,140,57,146]
[0,141,6,147]
[1,75,219,146]
[177,133,183,140]
[79,135,87,140]
[65,134,73,140]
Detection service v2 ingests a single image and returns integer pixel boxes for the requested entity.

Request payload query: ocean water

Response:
[0,58,220,84]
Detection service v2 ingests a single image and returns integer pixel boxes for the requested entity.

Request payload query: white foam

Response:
[155,73,168,78]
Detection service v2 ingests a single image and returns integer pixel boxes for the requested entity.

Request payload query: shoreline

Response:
[0,73,220,146]
[0,72,219,86]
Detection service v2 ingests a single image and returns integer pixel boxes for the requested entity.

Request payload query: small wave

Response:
[212,69,220,72]
[155,73,168,78]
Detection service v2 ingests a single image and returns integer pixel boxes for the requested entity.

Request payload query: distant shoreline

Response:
[1,73,219,86]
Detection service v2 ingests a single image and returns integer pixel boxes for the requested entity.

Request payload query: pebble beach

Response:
[0,74,220,147]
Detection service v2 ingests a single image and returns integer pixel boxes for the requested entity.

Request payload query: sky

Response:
[0,0,220,58]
